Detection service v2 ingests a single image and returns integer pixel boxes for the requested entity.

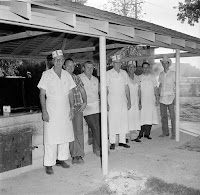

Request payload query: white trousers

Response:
[44,142,69,166]
[109,133,126,144]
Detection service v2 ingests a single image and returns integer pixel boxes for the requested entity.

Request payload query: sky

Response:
[86,0,200,69]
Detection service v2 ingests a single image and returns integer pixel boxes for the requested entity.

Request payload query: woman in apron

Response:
[138,62,159,140]
[127,63,142,142]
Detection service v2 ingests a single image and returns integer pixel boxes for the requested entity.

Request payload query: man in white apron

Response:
[138,62,159,140]
[158,56,176,140]
[38,50,76,174]
[107,55,131,150]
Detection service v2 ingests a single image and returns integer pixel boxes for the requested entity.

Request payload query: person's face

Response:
[53,56,64,67]
[113,61,122,69]
[161,61,170,70]
[84,63,94,77]
[142,63,150,74]
[128,64,136,74]
[63,60,75,74]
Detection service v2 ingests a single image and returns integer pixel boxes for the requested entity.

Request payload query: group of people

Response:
[37,50,176,175]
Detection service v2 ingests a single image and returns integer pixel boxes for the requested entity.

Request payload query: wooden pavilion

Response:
[0,0,200,176]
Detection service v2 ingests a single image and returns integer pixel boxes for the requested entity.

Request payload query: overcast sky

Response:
[86,0,200,69]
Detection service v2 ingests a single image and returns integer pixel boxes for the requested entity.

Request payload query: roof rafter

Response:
[32,7,76,27]
[40,43,131,55]
[29,37,54,56]
[0,30,51,43]
[10,0,31,20]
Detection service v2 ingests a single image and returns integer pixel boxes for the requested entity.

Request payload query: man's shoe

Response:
[72,157,78,164]
[132,138,141,142]
[118,143,130,148]
[45,166,54,175]
[56,160,70,168]
[159,134,169,137]
[144,135,152,140]
[95,150,101,157]
[77,156,84,164]
[110,144,115,150]
[171,136,175,140]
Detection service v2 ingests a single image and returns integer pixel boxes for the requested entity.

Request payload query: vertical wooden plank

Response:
[99,36,108,175]
[175,49,180,142]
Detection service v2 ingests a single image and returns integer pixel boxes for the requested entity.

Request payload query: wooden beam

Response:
[172,38,185,47]
[120,52,200,62]
[61,38,67,51]
[10,1,31,20]
[40,43,129,55]
[31,7,76,27]
[77,17,109,34]
[185,41,196,49]
[156,34,171,45]
[135,29,155,42]
[197,44,200,50]
[29,37,54,56]
[11,39,33,55]
[0,31,51,43]
[110,24,135,38]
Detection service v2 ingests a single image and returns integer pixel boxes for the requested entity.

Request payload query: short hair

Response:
[83,60,93,68]
[142,62,150,67]
[64,58,74,65]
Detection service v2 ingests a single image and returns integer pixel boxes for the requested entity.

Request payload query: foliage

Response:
[0,59,46,79]
[176,0,200,25]
[103,0,143,19]
[0,59,21,77]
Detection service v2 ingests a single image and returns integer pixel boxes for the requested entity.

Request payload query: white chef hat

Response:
[111,54,121,62]
[52,50,63,58]
[160,55,172,66]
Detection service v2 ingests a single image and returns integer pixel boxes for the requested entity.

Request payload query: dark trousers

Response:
[84,113,101,153]
[160,102,175,136]
[69,105,85,158]
[139,125,152,138]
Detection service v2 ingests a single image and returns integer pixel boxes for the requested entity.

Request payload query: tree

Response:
[176,0,200,25]
[103,0,143,19]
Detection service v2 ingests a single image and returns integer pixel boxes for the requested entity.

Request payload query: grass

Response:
[139,177,200,195]
[180,97,200,122]
[85,185,113,195]
[86,177,200,195]
[177,136,200,152]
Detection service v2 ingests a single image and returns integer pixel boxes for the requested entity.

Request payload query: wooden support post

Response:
[175,49,180,142]
[99,36,108,175]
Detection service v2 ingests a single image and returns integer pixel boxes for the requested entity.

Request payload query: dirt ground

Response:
[0,126,200,195]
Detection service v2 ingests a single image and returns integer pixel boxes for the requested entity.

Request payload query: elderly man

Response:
[79,61,101,157]
[63,58,87,164]
[107,55,131,150]
[38,50,76,174]
[158,56,176,140]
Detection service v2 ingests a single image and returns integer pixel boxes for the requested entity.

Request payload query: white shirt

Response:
[79,73,100,116]
[159,70,175,105]
[107,68,129,91]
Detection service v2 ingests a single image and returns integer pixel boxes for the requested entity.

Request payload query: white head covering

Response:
[52,50,63,58]
[111,54,121,62]
[160,56,172,66]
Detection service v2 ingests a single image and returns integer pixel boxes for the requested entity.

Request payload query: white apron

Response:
[108,73,129,135]
[140,75,159,126]
[128,78,141,130]
[44,94,74,145]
